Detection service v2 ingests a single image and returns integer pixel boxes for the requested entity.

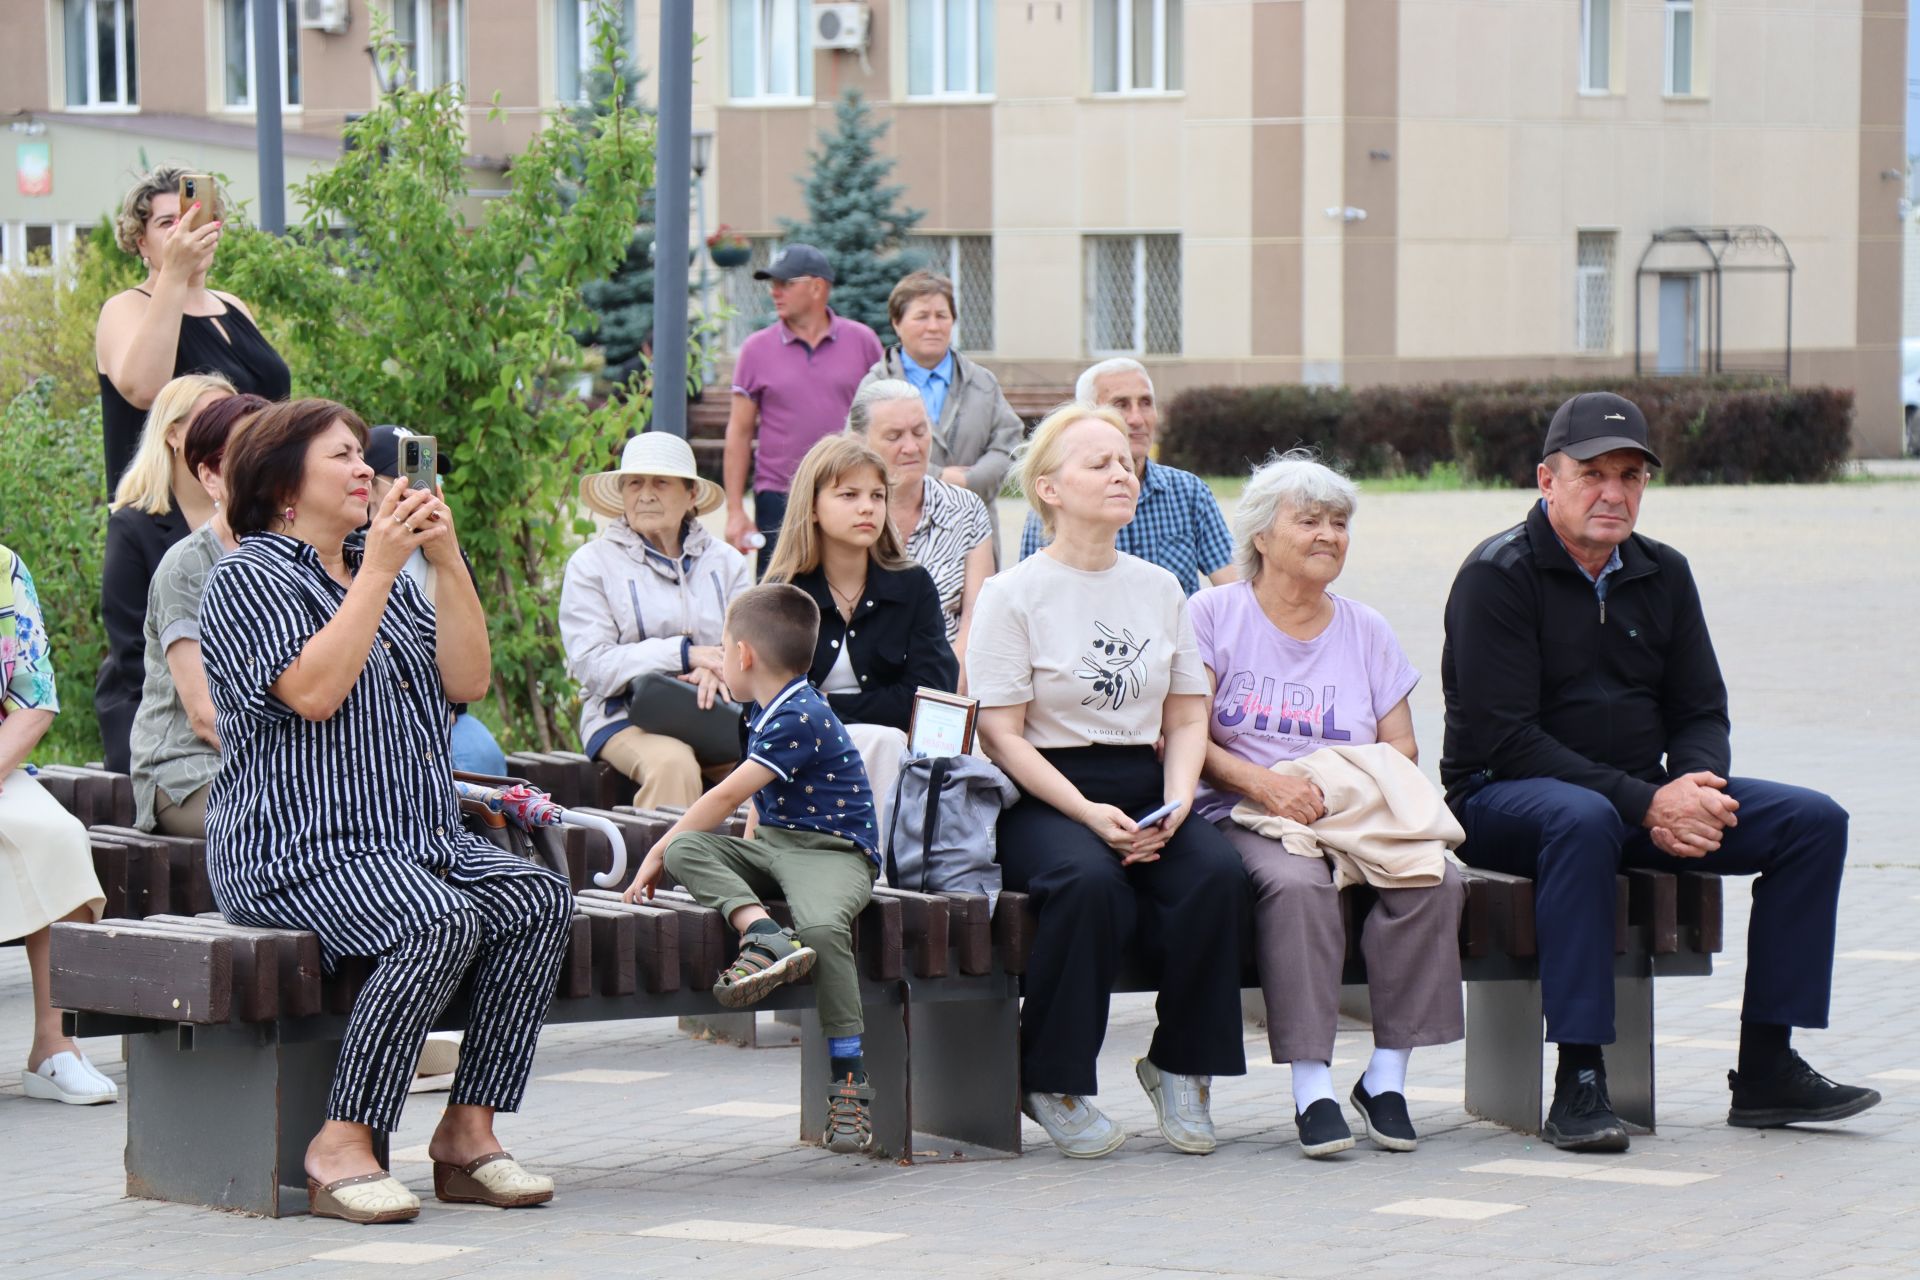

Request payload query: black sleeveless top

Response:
[98,290,292,493]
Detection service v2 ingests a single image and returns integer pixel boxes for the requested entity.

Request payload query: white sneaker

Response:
[22,1051,118,1106]
[1022,1091,1126,1159]
[1135,1058,1216,1154]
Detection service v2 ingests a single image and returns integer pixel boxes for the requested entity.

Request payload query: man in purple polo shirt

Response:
[724,244,885,574]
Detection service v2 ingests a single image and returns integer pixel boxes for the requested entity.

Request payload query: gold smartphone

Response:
[402,435,439,494]
[176,174,220,232]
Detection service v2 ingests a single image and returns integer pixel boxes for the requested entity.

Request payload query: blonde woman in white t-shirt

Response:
[966,404,1250,1160]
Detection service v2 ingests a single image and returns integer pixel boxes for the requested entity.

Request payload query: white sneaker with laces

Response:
[1135,1058,1216,1154]
[1022,1091,1126,1159]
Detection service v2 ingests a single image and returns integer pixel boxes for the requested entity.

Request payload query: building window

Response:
[556,0,637,105]
[904,235,995,351]
[1580,0,1611,93]
[64,0,138,108]
[1092,0,1182,94]
[728,0,812,102]
[1575,231,1616,352]
[1085,234,1180,355]
[224,0,303,109]
[720,236,780,349]
[2,223,74,275]
[1664,0,1695,95]
[906,0,994,97]
[394,0,464,90]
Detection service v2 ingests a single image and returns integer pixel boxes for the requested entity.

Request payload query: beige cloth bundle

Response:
[1229,743,1464,892]
[0,769,105,941]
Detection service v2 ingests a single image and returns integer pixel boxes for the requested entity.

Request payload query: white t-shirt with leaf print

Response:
[966,550,1208,749]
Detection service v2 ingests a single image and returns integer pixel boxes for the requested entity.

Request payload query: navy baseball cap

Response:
[1542,392,1662,467]
[754,243,835,284]
[365,424,451,479]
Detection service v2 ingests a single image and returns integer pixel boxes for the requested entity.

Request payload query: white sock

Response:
[1363,1046,1411,1098]
[1290,1059,1336,1112]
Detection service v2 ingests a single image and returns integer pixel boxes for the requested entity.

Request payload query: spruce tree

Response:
[779,88,925,334]
[570,11,657,386]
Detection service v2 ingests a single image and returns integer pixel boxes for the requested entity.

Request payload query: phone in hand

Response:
[1133,800,1182,829]
[176,174,220,232]
[401,435,439,495]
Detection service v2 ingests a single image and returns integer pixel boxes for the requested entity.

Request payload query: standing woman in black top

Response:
[96,166,291,495]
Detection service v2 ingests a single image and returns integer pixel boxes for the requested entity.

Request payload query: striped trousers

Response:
[220,840,573,1132]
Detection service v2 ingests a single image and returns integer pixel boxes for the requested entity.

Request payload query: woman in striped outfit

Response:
[198,400,573,1225]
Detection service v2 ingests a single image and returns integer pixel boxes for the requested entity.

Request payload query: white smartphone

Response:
[1134,800,1182,829]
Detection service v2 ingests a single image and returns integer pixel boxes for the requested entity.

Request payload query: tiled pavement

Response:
[2,482,1916,1277]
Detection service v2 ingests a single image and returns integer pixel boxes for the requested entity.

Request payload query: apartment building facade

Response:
[2,0,1905,453]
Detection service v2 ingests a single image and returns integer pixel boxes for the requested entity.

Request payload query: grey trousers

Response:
[1217,819,1467,1063]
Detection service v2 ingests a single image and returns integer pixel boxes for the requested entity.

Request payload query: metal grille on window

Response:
[1576,231,1615,352]
[1086,234,1180,356]
[1141,234,1181,354]
[720,237,778,350]
[904,234,995,352]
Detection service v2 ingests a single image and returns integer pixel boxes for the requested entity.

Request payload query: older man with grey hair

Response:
[1017,358,1235,596]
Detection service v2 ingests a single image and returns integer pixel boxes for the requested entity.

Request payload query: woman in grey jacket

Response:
[560,434,753,808]
[859,271,1025,562]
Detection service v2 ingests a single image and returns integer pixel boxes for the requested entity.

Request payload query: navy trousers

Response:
[752,488,787,578]
[1457,776,1847,1045]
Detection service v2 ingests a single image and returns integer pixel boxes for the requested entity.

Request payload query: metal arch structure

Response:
[1632,226,1795,381]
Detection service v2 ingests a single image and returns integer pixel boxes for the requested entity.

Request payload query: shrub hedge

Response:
[1161,376,1854,486]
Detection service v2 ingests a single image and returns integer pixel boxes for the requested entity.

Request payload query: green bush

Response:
[0,218,143,417]
[0,379,108,764]
[1157,384,1352,475]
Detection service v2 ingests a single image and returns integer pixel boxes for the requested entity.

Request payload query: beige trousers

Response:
[597,726,705,810]
[154,783,211,838]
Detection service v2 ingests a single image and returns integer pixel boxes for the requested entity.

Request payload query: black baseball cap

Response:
[753,243,835,284]
[365,424,451,479]
[1542,392,1663,467]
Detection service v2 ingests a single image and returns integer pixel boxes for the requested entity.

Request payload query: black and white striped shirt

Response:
[905,476,992,642]
[199,531,468,902]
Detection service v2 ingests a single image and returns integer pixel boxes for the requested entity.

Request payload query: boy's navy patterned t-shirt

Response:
[745,677,879,860]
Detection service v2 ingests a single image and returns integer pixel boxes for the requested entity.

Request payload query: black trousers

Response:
[997,745,1249,1097]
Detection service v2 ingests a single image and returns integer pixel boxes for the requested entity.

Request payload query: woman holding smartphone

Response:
[96,167,290,493]
[966,404,1249,1161]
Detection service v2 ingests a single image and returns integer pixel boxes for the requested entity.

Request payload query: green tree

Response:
[779,88,924,334]
[215,12,653,750]
[0,218,142,416]
[570,15,657,385]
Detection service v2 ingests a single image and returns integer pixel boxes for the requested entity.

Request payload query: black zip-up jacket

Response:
[789,562,958,732]
[1439,502,1731,825]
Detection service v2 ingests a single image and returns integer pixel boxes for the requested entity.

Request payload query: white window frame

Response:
[1093,0,1180,96]
[1664,0,1695,96]
[1,222,78,276]
[729,0,813,104]
[556,0,637,105]
[1085,233,1180,357]
[394,0,465,91]
[1574,230,1616,354]
[1579,0,1612,94]
[223,0,302,111]
[906,0,993,100]
[63,0,139,111]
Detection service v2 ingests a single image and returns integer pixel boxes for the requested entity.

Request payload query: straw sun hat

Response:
[580,433,725,520]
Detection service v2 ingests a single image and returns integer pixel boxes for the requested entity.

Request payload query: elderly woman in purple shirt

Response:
[1190,450,1465,1160]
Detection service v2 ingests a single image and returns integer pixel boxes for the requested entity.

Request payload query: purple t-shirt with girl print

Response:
[1189,582,1420,823]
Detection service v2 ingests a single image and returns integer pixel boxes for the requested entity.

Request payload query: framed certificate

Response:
[909,688,979,758]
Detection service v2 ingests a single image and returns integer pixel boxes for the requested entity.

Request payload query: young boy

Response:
[624,583,880,1153]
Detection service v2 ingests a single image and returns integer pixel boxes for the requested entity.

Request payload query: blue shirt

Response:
[899,348,956,425]
[744,677,878,860]
[1019,460,1233,596]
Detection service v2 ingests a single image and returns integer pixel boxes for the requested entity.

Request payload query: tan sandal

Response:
[306,1171,421,1224]
[432,1151,554,1208]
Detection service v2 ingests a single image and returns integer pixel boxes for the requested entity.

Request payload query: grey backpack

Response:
[884,752,1019,909]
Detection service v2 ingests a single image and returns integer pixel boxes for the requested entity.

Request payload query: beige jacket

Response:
[1229,743,1464,891]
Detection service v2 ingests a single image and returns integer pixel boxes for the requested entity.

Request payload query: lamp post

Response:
[690,128,714,388]
[651,1,694,438]
[252,0,285,234]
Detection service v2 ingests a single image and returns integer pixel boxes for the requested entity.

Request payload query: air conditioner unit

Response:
[299,0,349,35]
[812,2,869,51]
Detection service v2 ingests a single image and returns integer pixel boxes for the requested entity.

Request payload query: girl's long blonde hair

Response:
[763,435,913,583]
[111,374,236,514]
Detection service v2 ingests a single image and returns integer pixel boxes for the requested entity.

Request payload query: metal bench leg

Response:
[1465,979,1544,1134]
[908,988,1023,1157]
[1603,968,1656,1132]
[125,1026,339,1217]
[799,995,911,1159]
[678,1011,762,1046]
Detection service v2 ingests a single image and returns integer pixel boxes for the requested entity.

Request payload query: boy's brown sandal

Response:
[713,928,816,1008]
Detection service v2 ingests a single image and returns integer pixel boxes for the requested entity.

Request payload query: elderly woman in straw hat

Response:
[560,434,753,808]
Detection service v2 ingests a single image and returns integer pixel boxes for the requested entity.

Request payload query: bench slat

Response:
[935,891,993,975]
[560,913,595,998]
[994,892,1034,975]
[873,887,950,979]
[574,905,638,997]
[182,914,325,1017]
[636,890,729,990]
[126,918,278,1021]
[1677,872,1724,954]
[92,826,214,916]
[51,922,232,1023]
[1623,869,1679,955]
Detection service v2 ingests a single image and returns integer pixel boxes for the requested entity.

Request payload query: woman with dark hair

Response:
[129,392,269,836]
[198,399,573,1224]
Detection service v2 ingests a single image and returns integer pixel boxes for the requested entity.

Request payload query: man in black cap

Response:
[1440,392,1880,1152]
[723,243,883,574]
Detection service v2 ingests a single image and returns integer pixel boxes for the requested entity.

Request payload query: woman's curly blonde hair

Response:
[114,166,189,258]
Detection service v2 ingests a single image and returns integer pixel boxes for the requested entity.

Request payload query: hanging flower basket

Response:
[707,224,751,268]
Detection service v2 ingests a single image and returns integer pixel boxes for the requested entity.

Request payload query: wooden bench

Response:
[45,772,1721,1216]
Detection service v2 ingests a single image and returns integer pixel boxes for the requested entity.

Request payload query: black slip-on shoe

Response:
[1543,1067,1630,1153]
[1728,1053,1883,1129]
[1294,1097,1355,1159]
[1350,1079,1418,1153]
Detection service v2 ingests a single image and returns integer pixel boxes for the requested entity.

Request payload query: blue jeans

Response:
[1456,776,1848,1045]
[449,712,508,776]
[753,488,787,578]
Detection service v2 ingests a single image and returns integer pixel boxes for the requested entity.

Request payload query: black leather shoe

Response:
[1350,1079,1418,1152]
[1294,1097,1355,1158]
[1544,1067,1630,1152]
[1728,1052,1883,1128]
